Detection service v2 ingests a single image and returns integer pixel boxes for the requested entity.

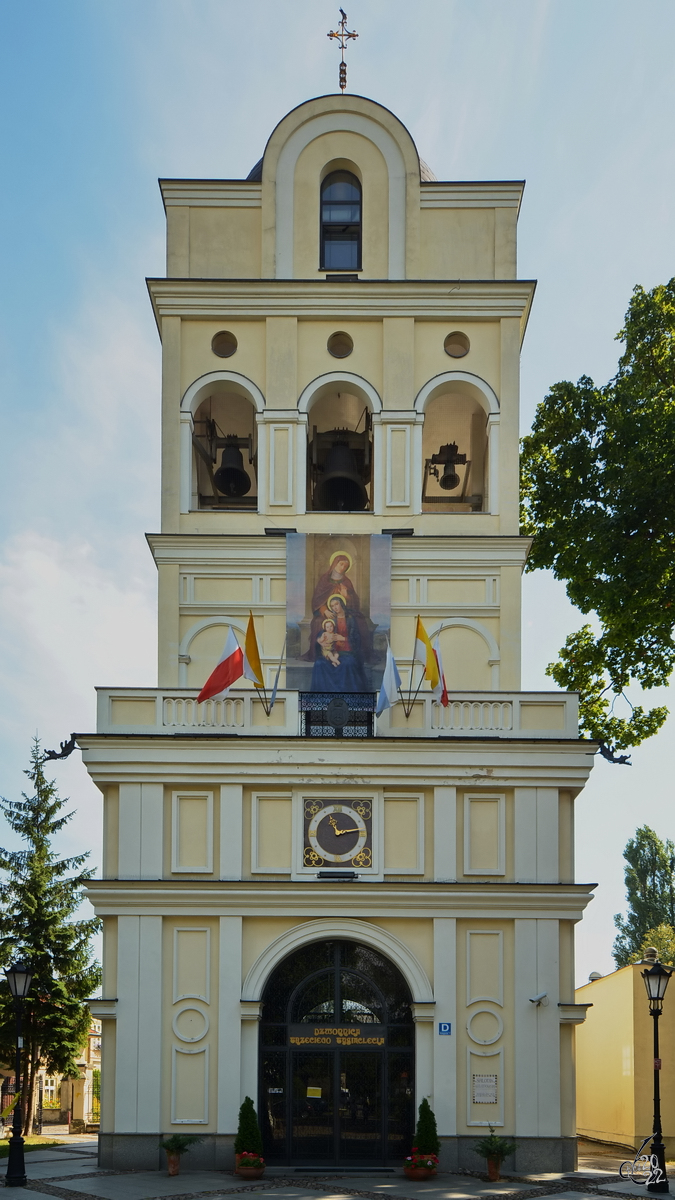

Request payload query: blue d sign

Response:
[438,1022,451,1035]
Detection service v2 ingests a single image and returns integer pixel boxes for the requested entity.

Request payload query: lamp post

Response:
[4,961,33,1188]
[642,949,673,1194]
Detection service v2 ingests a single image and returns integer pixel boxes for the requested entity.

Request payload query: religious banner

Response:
[286,534,391,692]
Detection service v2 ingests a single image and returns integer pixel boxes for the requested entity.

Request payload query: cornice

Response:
[145,533,531,570]
[419,183,524,211]
[85,878,595,921]
[146,278,536,336]
[76,734,596,791]
[159,180,262,209]
[158,180,524,212]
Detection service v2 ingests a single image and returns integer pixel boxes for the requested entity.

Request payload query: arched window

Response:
[320,171,362,271]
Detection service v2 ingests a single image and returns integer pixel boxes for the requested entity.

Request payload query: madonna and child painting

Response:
[286,534,391,693]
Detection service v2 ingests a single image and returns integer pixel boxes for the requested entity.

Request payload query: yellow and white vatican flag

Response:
[413,616,440,691]
[243,611,264,689]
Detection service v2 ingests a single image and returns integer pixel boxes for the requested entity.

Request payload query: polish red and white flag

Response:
[197,627,244,703]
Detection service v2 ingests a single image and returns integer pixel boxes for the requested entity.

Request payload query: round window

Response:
[327,331,354,358]
[444,331,470,358]
[211,330,238,358]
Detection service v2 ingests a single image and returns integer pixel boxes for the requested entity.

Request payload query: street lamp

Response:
[4,960,33,1188]
[642,948,673,1194]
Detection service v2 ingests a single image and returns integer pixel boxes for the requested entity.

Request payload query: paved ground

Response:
[0,1139,667,1200]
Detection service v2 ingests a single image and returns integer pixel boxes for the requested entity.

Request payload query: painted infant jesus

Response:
[316,618,346,667]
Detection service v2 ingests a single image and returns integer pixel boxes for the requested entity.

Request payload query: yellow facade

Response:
[81,93,595,1173]
[576,966,675,1155]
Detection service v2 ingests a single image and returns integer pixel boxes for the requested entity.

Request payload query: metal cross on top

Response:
[328,8,358,93]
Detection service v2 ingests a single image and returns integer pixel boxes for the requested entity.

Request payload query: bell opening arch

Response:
[179,371,265,514]
[415,371,500,514]
[299,373,382,514]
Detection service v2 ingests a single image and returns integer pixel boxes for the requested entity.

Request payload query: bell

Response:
[315,441,368,511]
[439,464,461,491]
[432,441,466,491]
[214,439,251,497]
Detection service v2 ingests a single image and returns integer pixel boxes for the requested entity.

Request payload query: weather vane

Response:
[328,9,358,93]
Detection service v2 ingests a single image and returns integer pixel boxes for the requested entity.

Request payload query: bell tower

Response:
[81,92,596,1173]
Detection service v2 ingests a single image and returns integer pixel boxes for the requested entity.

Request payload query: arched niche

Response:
[179,618,247,689]
[180,371,265,513]
[432,619,500,690]
[299,372,382,513]
[294,137,388,276]
[415,372,500,515]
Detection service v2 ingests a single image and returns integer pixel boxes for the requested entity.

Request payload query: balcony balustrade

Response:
[95,687,579,739]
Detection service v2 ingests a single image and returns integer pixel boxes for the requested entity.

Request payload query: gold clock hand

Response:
[334,826,361,835]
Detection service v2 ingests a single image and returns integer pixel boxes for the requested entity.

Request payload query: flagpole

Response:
[408,669,426,712]
[404,616,421,717]
[268,635,287,714]
[258,679,270,716]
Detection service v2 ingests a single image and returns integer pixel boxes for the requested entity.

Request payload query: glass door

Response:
[291,1053,334,1164]
[338,1052,382,1163]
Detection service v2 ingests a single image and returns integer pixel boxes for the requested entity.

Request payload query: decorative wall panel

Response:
[172,792,213,873]
[173,928,211,1003]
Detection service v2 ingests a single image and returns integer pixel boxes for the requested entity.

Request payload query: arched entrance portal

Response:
[259,940,415,1166]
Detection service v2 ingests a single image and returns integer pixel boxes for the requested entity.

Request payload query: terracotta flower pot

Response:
[236,1166,265,1179]
[404,1167,437,1180]
[487,1157,501,1181]
[166,1152,181,1176]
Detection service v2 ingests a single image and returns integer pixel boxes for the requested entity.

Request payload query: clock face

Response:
[303,800,373,869]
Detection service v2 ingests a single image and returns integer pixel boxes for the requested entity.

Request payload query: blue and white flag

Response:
[376,643,402,716]
[268,636,287,712]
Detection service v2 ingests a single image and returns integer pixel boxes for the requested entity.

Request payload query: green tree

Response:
[0,741,101,1132]
[520,279,675,760]
[613,826,675,966]
[627,923,675,967]
[234,1096,263,1154]
[413,1097,440,1154]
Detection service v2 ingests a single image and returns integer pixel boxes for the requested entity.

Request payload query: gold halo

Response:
[326,593,347,611]
[322,618,335,630]
[329,550,353,571]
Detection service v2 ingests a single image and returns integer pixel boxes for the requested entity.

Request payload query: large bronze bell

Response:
[315,441,368,511]
[439,464,461,490]
[432,442,467,491]
[214,438,251,496]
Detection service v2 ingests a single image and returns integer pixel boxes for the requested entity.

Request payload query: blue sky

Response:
[1,0,674,983]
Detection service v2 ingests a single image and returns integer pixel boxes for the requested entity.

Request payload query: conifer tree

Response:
[613,826,675,966]
[0,740,101,1132]
[234,1096,263,1154]
[413,1097,440,1154]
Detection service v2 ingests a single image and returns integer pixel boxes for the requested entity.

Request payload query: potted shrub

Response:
[404,1098,440,1180]
[236,1150,266,1178]
[159,1133,203,1176]
[234,1096,265,1177]
[473,1128,517,1181]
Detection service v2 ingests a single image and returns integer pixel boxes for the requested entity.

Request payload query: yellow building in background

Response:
[576,966,675,1155]
[80,92,596,1173]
